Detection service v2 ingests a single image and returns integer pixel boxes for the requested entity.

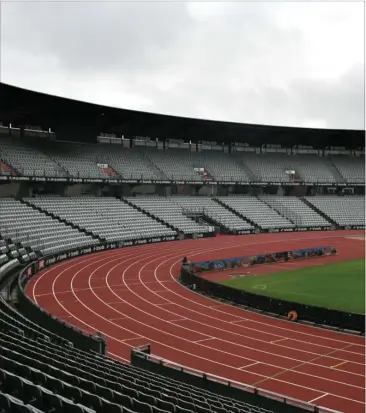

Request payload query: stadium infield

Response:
[219,259,365,314]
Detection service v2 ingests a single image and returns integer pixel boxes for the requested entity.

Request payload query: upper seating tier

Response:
[1,136,363,184]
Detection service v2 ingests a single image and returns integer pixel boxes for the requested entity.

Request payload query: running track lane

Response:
[27,231,366,413]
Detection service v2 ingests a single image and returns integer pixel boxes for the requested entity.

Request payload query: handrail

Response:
[0,258,19,278]
[132,348,342,413]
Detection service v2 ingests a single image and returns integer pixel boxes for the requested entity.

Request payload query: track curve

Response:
[27,231,365,413]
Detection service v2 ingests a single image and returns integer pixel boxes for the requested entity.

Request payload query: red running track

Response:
[27,231,365,413]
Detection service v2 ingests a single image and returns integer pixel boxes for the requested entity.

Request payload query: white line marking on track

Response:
[252,343,355,388]
[271,338,288,344]
[194,337,214,344]
[308,393,329,404]
[156,302,175,306]
[125,281,160,285]
[239,362,260,370]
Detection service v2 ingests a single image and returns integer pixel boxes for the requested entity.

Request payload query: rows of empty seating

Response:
[235,153,338,183]
[287,155,336,183]
[0,198,98,256]
[1,194,362,260]
[144,149,251,182]
[0,306,279,413]
[102,147,160,180]
[198,151,252,182]
[0,234,37,265]
[259,196,331,227]
[45,144,160,180]
[234,153,294,183]
[0,137,66,178]
[330,155,365,184]
[143,149,206,181]
[218,196,294,230]
[305,196,365,227]
[170,197,253,232]
[43,143,113,180]
[25,197,176,242]
[1,136,364,184]
[126,197,214,235]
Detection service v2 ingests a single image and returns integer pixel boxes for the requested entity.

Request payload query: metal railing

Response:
[262,198,304,226]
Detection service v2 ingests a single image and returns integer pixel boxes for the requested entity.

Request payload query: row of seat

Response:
[0,136,364,183]
[0,321,273,413]
[25,196,177,242]
[217,197,294,229]
[0,198,99,256]
[1,195,364,259]
[126,197,214,235]
[258,196,330,227]
[169,197,253,232]
[305,196,365,226]
[0,236,37,265]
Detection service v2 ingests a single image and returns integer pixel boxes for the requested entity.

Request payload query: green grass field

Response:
[219,259,365,314]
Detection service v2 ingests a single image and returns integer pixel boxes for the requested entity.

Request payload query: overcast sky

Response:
[1,1,365,130]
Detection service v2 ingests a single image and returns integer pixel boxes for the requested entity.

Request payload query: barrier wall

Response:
[1,174,365,188]
[233,225,365,235]
[18,235,178,354]
[181,246,365,333]
[190,246,336,274]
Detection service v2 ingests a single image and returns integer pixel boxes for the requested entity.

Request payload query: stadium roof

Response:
[0,82,364,148]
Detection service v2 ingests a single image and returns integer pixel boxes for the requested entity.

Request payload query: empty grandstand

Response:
[304,196,365,227]
[126,196,215,235]
[259,196,331,228]
[0,198,98,255]
[1,134,364,185]
[0,137,66,178]
[330,155,365,184]
[25,196,177,242]
[218,196,295,230]
[170,196,253,233]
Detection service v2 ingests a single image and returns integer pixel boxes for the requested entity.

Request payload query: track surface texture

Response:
[27,230,365,413]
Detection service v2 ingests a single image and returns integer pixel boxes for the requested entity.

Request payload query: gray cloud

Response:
[288,64,364,129]
[1,1,364,130]
[3,2,193,74]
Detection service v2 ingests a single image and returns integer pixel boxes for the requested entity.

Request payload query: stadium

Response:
[0,81,364,413]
